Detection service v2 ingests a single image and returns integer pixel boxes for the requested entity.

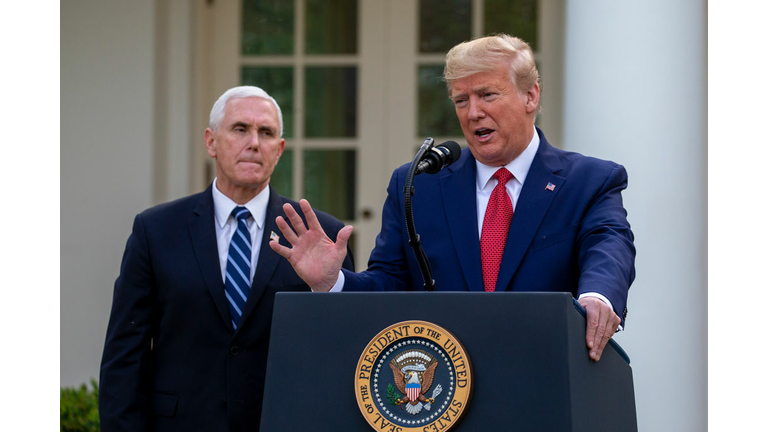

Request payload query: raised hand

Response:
[269,199,354,292]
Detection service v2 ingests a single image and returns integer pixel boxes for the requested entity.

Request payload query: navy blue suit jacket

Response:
[344,129,635,324]
[99,184,354,432]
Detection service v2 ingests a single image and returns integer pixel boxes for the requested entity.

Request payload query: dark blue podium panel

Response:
[260,292,636,431]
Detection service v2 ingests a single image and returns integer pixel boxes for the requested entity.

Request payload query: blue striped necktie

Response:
[225,206,252,330]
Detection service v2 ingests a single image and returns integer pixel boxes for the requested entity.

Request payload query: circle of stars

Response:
[371,338,455,426]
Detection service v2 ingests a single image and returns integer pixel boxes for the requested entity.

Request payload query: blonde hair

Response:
[444,34,541,114]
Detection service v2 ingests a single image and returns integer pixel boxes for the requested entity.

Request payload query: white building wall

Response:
[61,0,156,387]
[563,0,707,430]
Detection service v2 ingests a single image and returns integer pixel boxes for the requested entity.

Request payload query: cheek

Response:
[262,146,282,171]
[216,140,236,157]
[456,112,471,130]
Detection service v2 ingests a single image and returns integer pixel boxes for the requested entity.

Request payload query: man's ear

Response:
[204,128,217,158]
[276,139,285,161]
[525,83,540,114]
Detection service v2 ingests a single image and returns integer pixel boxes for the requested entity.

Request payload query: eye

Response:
[453,98,468,108]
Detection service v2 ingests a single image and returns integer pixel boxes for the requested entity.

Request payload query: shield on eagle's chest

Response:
[406,381,420,401]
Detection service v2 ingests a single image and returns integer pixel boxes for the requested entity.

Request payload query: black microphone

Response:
[414,140,461,175]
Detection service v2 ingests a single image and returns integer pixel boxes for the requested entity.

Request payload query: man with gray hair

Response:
[99,86,354,431]
[271,34,635,362]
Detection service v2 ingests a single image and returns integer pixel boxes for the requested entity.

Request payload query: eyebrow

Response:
[257,125,277,135]
[450,91,467,101]
[228,121,276,134]
[451,85,494,99]
[229,121,250,130]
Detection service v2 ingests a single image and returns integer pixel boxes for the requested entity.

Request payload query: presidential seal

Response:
[355,321,473,432]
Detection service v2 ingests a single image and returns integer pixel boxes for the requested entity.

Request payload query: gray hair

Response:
[444,34,541,115]
[208,86,284,136]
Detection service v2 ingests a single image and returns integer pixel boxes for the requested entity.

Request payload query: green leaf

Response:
[386,383,402,406]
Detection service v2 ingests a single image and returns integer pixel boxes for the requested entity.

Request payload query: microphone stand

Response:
[404,137,436,291]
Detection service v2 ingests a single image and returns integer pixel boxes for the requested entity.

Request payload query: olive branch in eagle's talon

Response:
[386,383,404,407]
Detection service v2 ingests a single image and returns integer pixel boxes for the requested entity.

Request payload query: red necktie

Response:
[481,168,514,292]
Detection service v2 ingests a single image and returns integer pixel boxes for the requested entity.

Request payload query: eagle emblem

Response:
[387,350,443,415]
[355,321,473,431]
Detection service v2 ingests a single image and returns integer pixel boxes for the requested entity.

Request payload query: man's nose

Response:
[467,99,485,120]
[246,132,260,149]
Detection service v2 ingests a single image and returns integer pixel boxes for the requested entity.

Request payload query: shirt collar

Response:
[476,128,540,190]
[211,178,269,229]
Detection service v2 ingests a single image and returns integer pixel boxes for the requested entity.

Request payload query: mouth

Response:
[474,128,495,141]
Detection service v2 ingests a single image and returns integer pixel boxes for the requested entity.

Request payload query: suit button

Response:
[230,346,240,356]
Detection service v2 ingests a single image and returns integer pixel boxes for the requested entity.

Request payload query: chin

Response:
[230,174,264,187]
[477,151,509,166]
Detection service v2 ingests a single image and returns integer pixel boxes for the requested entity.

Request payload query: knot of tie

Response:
[232,206,251,222]
[493,167,513,187]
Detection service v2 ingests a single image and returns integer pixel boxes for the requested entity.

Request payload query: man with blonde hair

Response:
[99,86,354,431]
[271,34,635,363]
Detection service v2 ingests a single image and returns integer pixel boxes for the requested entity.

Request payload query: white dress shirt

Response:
[211,178,269,284]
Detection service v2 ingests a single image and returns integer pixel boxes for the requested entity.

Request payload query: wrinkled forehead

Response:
[223,97,279,123]
[448,67,515,98]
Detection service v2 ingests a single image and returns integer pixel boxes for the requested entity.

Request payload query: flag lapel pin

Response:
[545,182,556,191]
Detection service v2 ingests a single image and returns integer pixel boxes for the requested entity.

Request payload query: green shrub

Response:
[60,379,100,431]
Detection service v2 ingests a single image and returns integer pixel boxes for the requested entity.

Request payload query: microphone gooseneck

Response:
[405,138,461,292]
[404,138,436,291]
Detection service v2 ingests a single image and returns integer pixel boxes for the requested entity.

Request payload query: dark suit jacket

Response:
[99,184,354,432]
[344,128,635,325]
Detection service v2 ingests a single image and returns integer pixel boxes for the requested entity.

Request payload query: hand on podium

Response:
[578,296,622,361]
[269,199,353,292]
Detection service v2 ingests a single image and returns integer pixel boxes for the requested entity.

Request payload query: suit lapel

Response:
[441,149,484,291]
[496,133,565,291]
[189,185,233,330]
[238,186,285,327]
